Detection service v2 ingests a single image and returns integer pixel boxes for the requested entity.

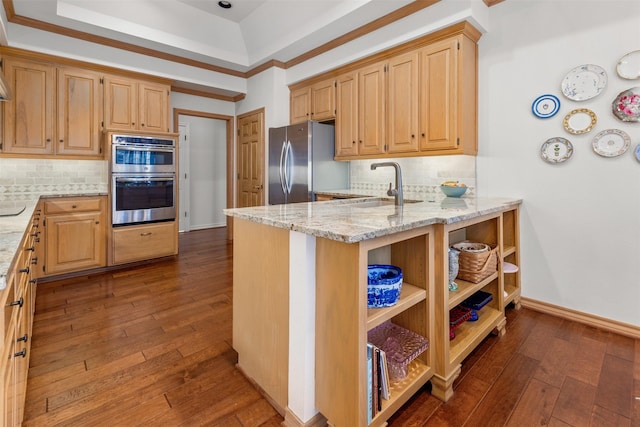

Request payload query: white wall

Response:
[477,0,640,326]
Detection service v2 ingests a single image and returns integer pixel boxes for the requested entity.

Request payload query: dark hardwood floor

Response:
[23,228,639,426]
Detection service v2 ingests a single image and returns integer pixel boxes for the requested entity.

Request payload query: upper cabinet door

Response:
[57,67,102,157]
[387,51,419,154]
[2,57,55,155]
[358,61,386,156]
[419,38,458,152]
[290,87,311,124]
[310,79,335,122]
[138,82,169,133]
[335,72,359,158]
[103,75,137,131]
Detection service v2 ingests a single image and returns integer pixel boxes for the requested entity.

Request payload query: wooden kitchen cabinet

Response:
[418,35,476,155]
[57,67,103,156]
[335,62,386,158]
[290,78,336,124]
[316,226,434,426]
[103,75,170,133]
[431,207,520,402]
[295,21,480,160]
[111,221,177,265]
[0,54,103,158]
[1,57,55,155]
[1,208,38,426]
[42,196,106,276]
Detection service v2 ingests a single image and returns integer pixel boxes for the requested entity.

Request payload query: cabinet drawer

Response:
[112,222,177,264]
[44,198,102,214]
[2,272,18,340]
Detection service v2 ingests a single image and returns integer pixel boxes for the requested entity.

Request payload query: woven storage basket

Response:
[457,245,499,284]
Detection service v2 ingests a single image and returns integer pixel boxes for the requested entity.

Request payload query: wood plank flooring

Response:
[23,227,639,426]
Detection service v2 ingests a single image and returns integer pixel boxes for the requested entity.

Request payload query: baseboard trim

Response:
[282,409,327,427]
[520,297,640,339]
[235,364,286,417]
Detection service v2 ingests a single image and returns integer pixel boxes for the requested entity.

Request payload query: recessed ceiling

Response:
[9,0,417,72]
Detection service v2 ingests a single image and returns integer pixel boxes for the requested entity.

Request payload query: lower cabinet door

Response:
[44,212,105,275]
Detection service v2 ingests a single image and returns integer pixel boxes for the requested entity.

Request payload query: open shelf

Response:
[370,358,433,426]
[449,306,502,366]
[448,272,498,309]
[367,283,426,330]
[502,245,516,258]
[504,284,519,305]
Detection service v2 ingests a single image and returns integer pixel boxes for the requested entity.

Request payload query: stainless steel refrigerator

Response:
[269,121,349,205]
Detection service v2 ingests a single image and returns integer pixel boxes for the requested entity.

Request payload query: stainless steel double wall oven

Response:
[110,133,177,226]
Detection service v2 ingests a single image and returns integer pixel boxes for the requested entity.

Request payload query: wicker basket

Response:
[457,245,499,284]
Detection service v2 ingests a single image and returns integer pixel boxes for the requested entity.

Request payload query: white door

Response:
[178,123,190,232]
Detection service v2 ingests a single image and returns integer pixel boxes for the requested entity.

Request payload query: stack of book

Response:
[366,342,391,424]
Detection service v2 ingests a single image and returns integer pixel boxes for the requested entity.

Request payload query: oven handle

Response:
[113,144,175,153]
[115,177,174,182]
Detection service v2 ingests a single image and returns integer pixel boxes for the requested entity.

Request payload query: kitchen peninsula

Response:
[224,195,522,427]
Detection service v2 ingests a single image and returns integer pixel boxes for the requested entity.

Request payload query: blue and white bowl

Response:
[367,265,403,308]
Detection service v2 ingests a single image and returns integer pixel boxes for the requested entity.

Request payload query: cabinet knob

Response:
[141,123,145,127]
[9,297,23,308]
[19,267,29,274]
[46,138,51,142]
[411,134,415,138]
[421,133,425,137]
[27,246,35,252]
[29,279,37,285]
[352,140,355,145]
[95,221,100,225]
[59,139,63,143]
[132,122,135,126]
[14,349,26,358]
[359,140,362,144]
[72,204,77,209]
[17,334,28,343]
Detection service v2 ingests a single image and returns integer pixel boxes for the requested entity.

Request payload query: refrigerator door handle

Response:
[279,141,287,194]
[284,140,293,194]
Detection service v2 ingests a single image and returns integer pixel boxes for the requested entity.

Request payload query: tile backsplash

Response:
[0,159,108,201]
[350,155,476,196]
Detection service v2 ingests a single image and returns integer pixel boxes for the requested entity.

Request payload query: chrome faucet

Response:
[370,162,403,206]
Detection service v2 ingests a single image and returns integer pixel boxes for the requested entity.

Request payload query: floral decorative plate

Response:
[612,87,640,122]
[563,108,597,134]
[591,129,631,157]
[531,94,560,118]
[561,64,607,101]
[541,137,573,164]
[616,50,640,80]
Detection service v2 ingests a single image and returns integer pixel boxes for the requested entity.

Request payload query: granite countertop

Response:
[224,194,522,243]
[0,193,107,290]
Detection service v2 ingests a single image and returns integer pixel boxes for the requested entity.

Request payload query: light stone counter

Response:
[224,195,522,243]
[0,193,106,289]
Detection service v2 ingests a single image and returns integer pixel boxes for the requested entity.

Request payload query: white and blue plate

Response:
[635,144,640,162]
[532,94,560,118]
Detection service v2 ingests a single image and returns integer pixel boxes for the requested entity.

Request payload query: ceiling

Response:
[8,0,424,74]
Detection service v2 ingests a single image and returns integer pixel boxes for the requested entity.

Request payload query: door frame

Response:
[173,108,234,239]
[178,122,190,232]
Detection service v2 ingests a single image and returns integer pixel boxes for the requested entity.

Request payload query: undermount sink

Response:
[349,198,421,208]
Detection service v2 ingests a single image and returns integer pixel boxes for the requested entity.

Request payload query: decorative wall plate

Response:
[561,64,607,101]
[612,87,640,122]
[635,144,640,162]
[563,108,597,134]
[591,129,631,157]
[541,137,573,164]
[616,50,640,79]
[531,94,560,118]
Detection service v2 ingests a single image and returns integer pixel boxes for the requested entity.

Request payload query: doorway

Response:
[173,109,234,238]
